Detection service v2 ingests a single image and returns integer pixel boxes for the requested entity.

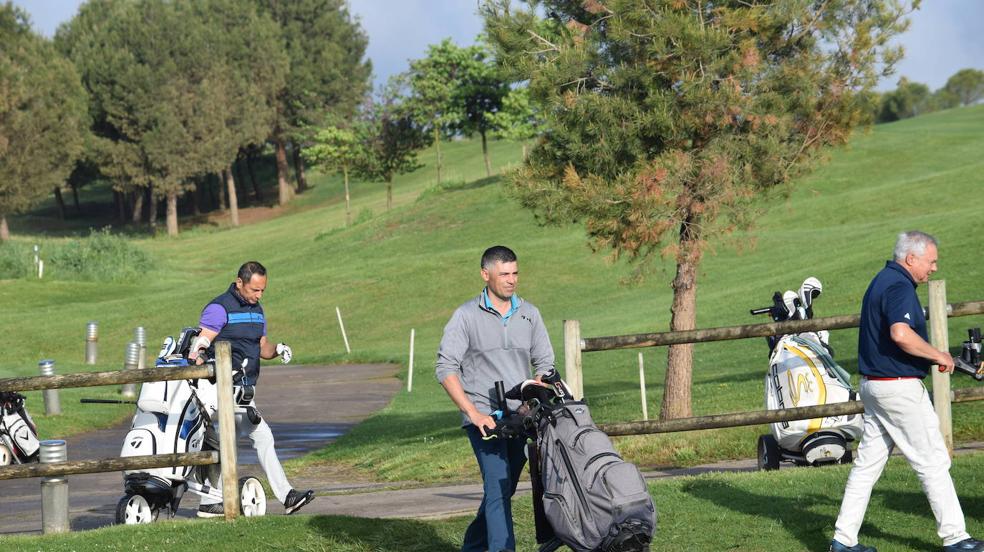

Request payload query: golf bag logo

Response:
[787,371,816,407]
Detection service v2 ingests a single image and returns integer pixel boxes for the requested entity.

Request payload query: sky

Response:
[10,0,984,92]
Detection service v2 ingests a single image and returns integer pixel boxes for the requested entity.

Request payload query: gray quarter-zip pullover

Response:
[436,293,555,426]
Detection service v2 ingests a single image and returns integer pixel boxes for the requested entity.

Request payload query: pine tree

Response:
[485,0,913,419]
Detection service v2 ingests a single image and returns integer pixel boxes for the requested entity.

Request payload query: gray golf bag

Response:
[493,372,656,552]
[0,391,40,465]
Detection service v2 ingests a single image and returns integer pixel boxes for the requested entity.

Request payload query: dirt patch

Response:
[206,203,288,227]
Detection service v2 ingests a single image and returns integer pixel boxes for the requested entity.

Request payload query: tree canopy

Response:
[0,4,88,240]
[485,0,913,419]
[261,0,372,204]
[355,79,429,211]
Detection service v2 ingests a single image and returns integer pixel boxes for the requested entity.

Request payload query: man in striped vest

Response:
[189,261,314,517]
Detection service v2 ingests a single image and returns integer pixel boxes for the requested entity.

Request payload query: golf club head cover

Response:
[276,342,292,364]
[782,291,798,320]
[799,277,823,310]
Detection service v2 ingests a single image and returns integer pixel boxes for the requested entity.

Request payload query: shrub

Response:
[0,228,154,282]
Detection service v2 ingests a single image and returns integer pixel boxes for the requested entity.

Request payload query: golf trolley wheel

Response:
[116,494,159,524]
[238,476,266,517]
[0,443,11,466]
[840,448,854,464]
[757,434,780,471]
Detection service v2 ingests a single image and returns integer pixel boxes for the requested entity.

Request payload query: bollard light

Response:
[121,342,140,398]
[134,327,147,371]
[40,440,69,534]
[85,322,98,365]
[38,360,61,416]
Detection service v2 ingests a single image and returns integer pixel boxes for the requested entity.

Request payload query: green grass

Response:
[5,452,983,551]
[2,107,984,480]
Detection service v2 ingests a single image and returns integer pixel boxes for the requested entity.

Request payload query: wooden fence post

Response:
[928,279,953,455]
[214,341,239,521]
[564,320,583,400]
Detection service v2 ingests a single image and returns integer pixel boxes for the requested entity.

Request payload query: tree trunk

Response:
[659,216,702,421]
[71,183,81,213]
[225,168,239,227]
[234,158,249,207]
[275,136,292,206]
[386,175,393,211]
[522,143,529,161]
[53,187,66,220]
[191,181,201,216]
[343,164,351,226]
[207,176,219,210]
[481,130,492,177]
[165,191,178,236]
[0,216,9,241]
[131,189,144,224]
[292,143,307,193]
[114,190,126,222]
[434,127,443,184]
[246,150,262,201]
[216,173,227,212]
[148,185,158,228]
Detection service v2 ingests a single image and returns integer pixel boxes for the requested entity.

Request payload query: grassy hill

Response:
[1,106,983,481]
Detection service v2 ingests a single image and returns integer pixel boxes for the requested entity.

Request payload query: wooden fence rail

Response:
[0,451,218,481]
[0,342,239,524]
[598,385,984,437]
[580,299,984,352]
[0,365,214,393]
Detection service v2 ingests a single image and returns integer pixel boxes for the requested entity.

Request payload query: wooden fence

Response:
[0,341,242,526]
[566,280,984,451]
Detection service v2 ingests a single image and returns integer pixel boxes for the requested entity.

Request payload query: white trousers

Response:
[833,378,969,546]
[200,405,292,505]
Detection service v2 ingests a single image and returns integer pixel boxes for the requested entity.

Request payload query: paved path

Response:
[0,363,400,535]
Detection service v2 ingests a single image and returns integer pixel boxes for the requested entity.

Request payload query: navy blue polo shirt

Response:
[858,261,930,378]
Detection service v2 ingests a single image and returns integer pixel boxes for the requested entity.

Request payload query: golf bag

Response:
[493,371,656,552]
[116,326,266,524]
[751,277,862,470]
[0,391,40,465]
[954,327,984,381]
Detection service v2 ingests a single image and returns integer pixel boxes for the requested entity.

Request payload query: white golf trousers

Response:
[833,378,969,547]
[200,406,292,506]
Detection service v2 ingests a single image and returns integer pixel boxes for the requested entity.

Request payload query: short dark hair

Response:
[237,261,267,283]
[481,246,517,270]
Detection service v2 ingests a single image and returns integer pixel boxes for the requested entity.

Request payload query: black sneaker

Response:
[944,538,984,552]
[197,503,224,518]
[284,489,315,515]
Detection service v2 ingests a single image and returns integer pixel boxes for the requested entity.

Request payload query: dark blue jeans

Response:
[461,424,528,552]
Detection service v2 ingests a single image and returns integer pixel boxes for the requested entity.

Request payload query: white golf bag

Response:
[116,327,266,524]
[753,278,863,470]
[0,392,40,465]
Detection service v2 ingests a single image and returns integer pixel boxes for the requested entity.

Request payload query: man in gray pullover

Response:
[436,245,556,552]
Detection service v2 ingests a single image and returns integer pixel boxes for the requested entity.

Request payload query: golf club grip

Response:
[750,307,771,315]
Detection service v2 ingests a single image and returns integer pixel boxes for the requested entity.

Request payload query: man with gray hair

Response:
[436,245,555,552]
[829,232,983,552]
